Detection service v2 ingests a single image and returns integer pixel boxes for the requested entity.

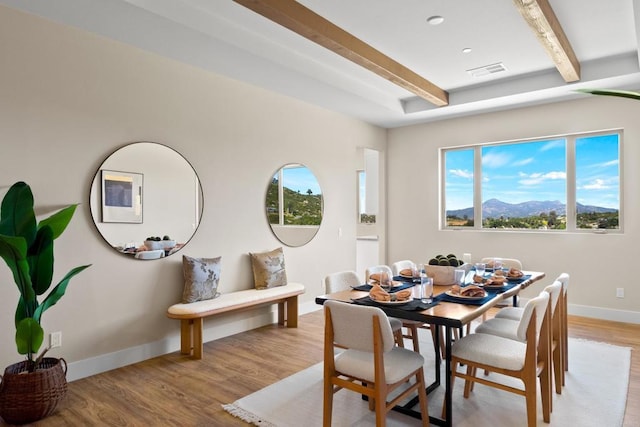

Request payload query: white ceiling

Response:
[2,0,640,128]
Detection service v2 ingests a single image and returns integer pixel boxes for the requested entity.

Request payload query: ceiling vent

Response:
[467,62,507,78]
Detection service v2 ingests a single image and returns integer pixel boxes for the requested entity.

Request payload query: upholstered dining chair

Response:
[480,257,523,270]
[323,271,405,348]
[478,280,564,395]
[391,259,414,276]
[134,249,165,260]
[444,292,551,427]
[323,300,430,427]
[365,265,425,353]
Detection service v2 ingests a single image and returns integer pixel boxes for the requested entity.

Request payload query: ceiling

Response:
[2,0,640,128]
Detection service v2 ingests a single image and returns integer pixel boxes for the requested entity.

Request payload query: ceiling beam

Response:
[233,0,449,107]
[513,0,580,82]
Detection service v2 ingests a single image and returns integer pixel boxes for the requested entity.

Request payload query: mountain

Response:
[447,198,617,219]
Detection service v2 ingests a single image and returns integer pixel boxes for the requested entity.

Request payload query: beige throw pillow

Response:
[250,247,287,289]
[182,255,222,303]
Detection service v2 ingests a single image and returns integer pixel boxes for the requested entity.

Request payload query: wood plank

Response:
[233,0,449,106]
[513,0,580,82]
[36,309,639,426]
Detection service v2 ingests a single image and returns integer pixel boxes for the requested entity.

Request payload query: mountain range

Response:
[446,198,617,219]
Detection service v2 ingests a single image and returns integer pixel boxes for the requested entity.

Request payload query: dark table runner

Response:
[352,282,415,292]
[352,295,438,311]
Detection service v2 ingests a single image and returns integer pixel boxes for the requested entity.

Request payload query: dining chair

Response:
[365,265,425,353]
[134,249,165,260]
[323,300,430,427]
[391,259,414,276]
[480,257,523,270]
[444,292,551,427]
[478,280,563,395]
[323,271,405,348]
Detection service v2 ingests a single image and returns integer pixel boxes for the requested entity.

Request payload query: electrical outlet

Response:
[616,288,624,298]
[50,331,62,348]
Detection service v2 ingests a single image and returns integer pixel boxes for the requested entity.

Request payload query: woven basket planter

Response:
[0,357,67,424]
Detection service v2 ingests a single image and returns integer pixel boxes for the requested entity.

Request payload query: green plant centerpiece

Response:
[577,88,640,101]
[0,181,91,423]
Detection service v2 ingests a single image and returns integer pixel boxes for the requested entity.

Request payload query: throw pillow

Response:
[250,247,287,290]
[182,255,222,303]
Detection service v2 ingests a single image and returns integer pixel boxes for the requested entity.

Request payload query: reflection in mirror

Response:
[90,142,203,259]
[266,164,323,247]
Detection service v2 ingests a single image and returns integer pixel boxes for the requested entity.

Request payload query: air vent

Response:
[467,62,507,78]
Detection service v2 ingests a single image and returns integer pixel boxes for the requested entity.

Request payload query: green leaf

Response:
[34,264,92,323]
[16,317,43,356]
[29,225,54,295]
[0,235,35,303]
[0,182,37,244]
[38,204,78,240]
[576,88,640,101]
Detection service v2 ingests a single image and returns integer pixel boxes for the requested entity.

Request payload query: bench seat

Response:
[167,282,305,359]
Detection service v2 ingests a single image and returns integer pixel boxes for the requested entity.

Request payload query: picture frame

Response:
[101,170,143,223]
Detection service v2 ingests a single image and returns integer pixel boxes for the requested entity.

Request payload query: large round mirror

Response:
[90,142,203,259]
[266,163,323,247]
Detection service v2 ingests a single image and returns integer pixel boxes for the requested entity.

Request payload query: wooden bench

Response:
[167,283,305,359]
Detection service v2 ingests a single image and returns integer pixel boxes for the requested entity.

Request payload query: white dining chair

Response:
[444,292,551,427]
[480,257,523,270]
[134,249,165,260]
[323,300,430,426]
[323,270,405,348]
[391,259,414,276]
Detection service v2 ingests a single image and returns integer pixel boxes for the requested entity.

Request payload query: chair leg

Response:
[322,378,334,426]
[553,342,563,394]
[416,368,430,425]
[409,325,420,353]
[524,375,538,427]
[394,329,404,348]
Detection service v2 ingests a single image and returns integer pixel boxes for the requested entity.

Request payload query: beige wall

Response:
[0,6,386,379]
[387,96,640,323]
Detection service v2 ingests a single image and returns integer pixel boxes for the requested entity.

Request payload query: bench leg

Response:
[193,318,204,359]
[286,296,298,328]
[180,320,192,355]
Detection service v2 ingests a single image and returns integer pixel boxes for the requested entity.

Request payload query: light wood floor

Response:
[7,309,639,426]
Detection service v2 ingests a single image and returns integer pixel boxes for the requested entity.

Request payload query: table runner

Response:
[351,295,438,311]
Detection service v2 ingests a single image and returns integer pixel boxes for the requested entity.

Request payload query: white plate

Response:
[369,296,412,305]
[445,290,487,300]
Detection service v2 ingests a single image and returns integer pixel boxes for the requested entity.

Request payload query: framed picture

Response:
[101,170,143,223]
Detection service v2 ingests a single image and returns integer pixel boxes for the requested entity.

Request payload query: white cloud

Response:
[449,169,473,179]
[518,171,566,186]
[482,151,510,168]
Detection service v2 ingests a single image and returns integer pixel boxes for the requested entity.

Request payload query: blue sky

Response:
[445,133,620,210]
[280,165,322,195]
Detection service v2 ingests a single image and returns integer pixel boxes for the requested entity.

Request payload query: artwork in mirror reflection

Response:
[90,142,203,260]
[266,163,323,247]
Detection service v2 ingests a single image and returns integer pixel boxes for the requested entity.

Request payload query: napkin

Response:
[399,268,413,277]
[369,284,412,302]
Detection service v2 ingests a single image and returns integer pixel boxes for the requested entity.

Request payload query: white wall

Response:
[0,6,386,379]
[387,96,640,323]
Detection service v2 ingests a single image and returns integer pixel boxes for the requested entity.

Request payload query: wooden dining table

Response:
[315,270,546,427]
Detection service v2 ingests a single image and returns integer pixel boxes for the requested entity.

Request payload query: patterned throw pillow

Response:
[250,247,287,290]
[182,255,222,303]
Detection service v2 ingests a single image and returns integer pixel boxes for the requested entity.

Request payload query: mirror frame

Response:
[89,141,204,259]
[265,163,323,247]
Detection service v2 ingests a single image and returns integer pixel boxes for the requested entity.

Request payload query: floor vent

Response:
[467,62,507,78]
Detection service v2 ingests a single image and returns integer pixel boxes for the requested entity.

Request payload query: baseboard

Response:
[568,303,640,324]
[67,301,323,382]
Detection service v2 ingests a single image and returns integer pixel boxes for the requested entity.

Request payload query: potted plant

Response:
[0,181,91,424]
[577,88,640,101]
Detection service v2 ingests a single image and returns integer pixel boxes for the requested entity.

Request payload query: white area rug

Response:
[223,334,631,427]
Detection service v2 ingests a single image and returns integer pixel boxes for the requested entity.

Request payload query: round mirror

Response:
[90,142,203,259]
[265,163,323,247]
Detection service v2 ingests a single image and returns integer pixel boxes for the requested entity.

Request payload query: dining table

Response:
[315,270,546,427]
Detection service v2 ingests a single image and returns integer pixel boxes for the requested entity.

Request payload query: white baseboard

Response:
[67,301,323,382]
[66,300,636,382]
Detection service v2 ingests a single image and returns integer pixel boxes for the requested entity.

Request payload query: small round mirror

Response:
[265,163,323,247]
[89,142,203,259]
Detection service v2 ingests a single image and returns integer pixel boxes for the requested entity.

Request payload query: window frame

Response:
[440,129,623,233]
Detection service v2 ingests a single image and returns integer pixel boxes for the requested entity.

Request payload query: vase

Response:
[0,357,67,424]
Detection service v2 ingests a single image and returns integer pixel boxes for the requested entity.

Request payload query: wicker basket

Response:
[0,357,67,424]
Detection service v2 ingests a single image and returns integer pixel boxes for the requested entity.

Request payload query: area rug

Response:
[223,332,631,427]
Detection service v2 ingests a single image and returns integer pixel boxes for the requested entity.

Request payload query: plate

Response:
[369,296,412,305]
[445,290,487,300]
[370,280,404,287]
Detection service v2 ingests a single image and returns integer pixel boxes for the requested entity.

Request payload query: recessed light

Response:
[427,15,444,26]
[462,48,472,54]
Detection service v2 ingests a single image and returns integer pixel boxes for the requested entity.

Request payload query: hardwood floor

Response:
[5,309,639,426]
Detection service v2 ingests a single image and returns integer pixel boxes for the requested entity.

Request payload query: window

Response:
[358,170,376,224]
[443,130,621,232]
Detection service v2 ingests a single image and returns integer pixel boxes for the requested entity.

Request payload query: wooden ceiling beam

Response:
[233,0,449,106]
[513,0,580,82]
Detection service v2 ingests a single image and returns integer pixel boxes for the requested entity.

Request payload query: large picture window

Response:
[442,130,621,232]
